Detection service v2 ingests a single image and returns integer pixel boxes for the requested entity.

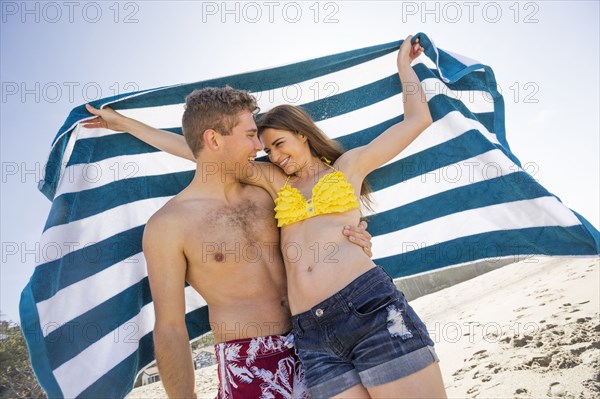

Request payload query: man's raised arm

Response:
[143,211,197,398]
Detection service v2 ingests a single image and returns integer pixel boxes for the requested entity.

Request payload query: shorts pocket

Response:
[348,289,398,318]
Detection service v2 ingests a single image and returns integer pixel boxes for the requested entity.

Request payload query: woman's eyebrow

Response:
[264,137,284,153]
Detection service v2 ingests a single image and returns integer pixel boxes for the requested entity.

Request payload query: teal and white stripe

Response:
[21,33,599,398]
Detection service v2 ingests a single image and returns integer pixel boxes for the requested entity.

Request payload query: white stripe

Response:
[443,49,481,68]
[37,253,146,335]
[38,196,171,266]
[429,37,455,84]
[52,124,82,200]
[371,197,582,259]
[37,257,206,335]
[316,93,404,139]
[253,51,399,111]
[421,77,495,114]
[76,124,125,139]
[55,150,195,197]
[366,149,521,215]
[380,110,501,168]
[184,285,207,313]
[413,55,437,70]
[113,104,185,134]
[52,286,206,397]
[316,81,495,141]
[53,303,156,398]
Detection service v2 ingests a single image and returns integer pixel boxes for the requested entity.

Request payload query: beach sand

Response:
[127,256,599,398]
[413,256,599,399]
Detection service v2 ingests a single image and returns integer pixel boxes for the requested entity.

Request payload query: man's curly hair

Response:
[182,86,259,156]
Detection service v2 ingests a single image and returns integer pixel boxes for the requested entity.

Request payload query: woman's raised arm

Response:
[83,104,196,162]
[341,35,432,178]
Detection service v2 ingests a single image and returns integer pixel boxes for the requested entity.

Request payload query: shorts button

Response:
[315,309,324,317]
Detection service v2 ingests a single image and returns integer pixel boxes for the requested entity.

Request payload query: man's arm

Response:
[143,212,197,398]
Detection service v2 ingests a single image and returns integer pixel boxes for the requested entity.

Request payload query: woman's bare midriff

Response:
[280,210,377,315]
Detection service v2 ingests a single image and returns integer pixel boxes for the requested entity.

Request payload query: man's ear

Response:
[203,129,221,151]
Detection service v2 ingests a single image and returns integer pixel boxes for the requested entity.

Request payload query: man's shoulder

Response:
[143,208,179,244]
[146,193,217,233]
[142,201,199,255]
[144,197,190,235]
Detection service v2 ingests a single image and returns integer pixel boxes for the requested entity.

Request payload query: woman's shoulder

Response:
[334,147,365,176]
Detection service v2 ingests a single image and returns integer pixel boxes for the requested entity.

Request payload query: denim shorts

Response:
[290,266,439,398]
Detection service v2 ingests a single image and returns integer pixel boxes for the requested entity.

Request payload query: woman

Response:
[85,35,447,398]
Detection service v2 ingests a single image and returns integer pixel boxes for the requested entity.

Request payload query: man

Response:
[83,87,372,399]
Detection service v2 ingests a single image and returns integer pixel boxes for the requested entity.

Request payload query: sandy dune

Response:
[128,256,599,398]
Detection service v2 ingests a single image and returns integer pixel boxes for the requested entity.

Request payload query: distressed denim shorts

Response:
[290,266,439,398]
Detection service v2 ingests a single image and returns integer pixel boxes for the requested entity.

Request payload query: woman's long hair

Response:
[257,104,373,212]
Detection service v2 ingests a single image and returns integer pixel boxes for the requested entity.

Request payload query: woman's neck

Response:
[294,157,330,183]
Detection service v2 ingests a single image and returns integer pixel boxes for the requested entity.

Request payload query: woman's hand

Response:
[82,104,130,132]
[397,35,424,70]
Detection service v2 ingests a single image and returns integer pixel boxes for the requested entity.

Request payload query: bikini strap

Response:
[320,156,337,171]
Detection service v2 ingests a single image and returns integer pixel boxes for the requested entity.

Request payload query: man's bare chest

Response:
[184,197,278,249]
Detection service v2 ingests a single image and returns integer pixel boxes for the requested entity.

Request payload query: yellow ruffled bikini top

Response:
[274,162,359,227]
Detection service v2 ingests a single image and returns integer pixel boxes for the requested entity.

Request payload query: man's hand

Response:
[342,220,373,258]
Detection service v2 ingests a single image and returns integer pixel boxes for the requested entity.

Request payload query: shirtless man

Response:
[83,88,372,399]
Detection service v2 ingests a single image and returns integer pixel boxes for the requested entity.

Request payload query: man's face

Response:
[222,110,262,169]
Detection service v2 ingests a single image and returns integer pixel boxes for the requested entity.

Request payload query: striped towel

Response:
[20,33,599,398]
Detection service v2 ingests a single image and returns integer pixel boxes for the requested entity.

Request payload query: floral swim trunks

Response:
[214,334,310,399]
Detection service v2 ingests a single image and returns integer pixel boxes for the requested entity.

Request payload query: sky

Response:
[1,1,598,323]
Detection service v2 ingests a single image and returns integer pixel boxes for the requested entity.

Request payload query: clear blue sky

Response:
[1,1,598,322]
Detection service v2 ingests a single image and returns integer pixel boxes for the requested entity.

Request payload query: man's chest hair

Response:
[199,198,275,239]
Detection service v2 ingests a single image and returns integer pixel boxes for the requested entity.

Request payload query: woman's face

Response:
[260,128,311,175]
